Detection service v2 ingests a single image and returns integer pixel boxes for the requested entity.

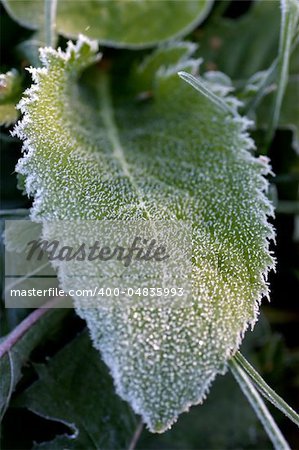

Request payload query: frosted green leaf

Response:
[13,37,275,432]
[2,0,212,48]
[0,69,22,126]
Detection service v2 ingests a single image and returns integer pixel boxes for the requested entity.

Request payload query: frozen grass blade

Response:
[266,0,299,145]
[178,71,235,115]
[233,352,299,428]
[229,357,290,450]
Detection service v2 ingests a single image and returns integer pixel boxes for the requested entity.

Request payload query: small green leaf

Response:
[13,37,275,432]
[2,0,213,49]
[0,70,22,126]
[14,331,137,450]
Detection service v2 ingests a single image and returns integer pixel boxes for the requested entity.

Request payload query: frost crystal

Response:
[14,36,275,432]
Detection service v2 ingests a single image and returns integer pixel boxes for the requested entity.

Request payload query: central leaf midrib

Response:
[99,73,151,219]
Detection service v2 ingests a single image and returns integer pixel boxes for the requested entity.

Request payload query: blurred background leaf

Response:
[2,0,213,49]
[11,331,137,450]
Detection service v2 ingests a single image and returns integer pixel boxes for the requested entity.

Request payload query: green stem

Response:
[44,0,57,47]
[266,0,299,146]
[233,352,299,428]
[244,59,278,117]
[0,209,29,217]
[229,358,290,450]
[0,296,63,359]
[127,420,143,450]
[212,0,230,19]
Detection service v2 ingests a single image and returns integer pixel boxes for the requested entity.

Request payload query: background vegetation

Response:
[1,1,298,449]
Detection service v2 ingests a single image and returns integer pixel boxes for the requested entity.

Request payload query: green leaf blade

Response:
[13,37,275,432]
[2,0,213,48]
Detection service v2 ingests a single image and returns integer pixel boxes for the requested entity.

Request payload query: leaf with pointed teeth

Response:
[13,37,275,432]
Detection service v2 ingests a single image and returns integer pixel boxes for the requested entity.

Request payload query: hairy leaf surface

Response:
[13,37,275,432]
[2,0,212,48]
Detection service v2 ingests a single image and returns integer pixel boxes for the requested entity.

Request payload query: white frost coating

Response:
[13,37,275,432]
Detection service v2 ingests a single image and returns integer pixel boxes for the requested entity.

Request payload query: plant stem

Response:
[266,0,299,146]
[0,209,29,217]
[44,0,57,47]
[244,59,278,117]
[127,420,143,450]
[0,296,62,359]
[233,352,299,428]
[229,358,290,450]
[0,352,14,422]
[212,0,230,19]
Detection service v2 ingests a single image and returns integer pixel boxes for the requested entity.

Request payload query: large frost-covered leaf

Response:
[2,0,212,48]
[13,37,275,432]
